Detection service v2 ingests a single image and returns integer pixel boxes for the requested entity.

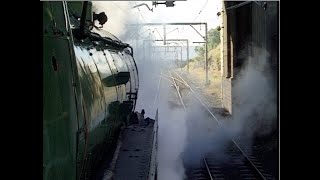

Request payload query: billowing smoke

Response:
[157,91,187,180]
[92,2,276,178]
[92,1,138,39]
[182,105,231,166]
[135,44,276,179]
[232,45,277,139]
[92,2,189,179]
[181,44,277,166]
[134,59,163,118]
[132,35,188,179]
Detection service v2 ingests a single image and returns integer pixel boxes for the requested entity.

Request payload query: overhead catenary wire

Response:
[193,0,209,21]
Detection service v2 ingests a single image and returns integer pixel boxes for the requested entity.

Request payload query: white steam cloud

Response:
[183,105,231,166]
[157,102,187,180]
[133,39,188,179]
[92,1,138,39]
[92,2,191,178]
[91,1,277,176]
[135,41,277,179]
[181,44,277,168]
[232,45,277,139]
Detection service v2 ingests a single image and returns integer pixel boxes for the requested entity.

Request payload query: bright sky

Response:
[93,0,222,44]
[132,0,222,43]
[135,0,221,28]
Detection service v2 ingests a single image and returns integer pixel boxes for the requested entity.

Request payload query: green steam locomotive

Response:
[43,1,139,179]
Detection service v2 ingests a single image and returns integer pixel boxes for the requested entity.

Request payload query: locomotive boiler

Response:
[43,1,139,179]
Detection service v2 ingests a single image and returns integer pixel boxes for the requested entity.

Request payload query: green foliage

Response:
[195,45,205,57]
[194,26,220,57]
[208,27,221,49]
[207,44,221,70]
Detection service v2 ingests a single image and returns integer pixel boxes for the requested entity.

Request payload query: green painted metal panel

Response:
[44,1,140,179]
[43,2,77,180]
[67,1,93,25]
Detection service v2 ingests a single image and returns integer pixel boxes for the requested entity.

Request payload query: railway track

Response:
[163,70,276,180]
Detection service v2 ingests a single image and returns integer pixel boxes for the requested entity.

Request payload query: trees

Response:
[193,26,221,70]
[195,45,205,57]
[194,26,220,57]
[208,27,220,49]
